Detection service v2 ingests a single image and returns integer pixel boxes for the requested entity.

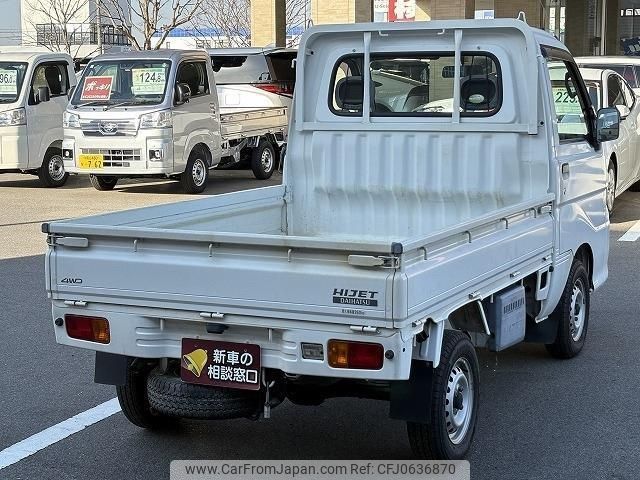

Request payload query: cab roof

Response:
[92,49,208,62]
[0,51,73,62]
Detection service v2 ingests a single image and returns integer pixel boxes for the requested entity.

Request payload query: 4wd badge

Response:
[332,288,379,307]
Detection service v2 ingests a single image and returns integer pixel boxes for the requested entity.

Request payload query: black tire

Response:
[38,149,68,187]
[407,330,479,460]
[89,175,118,191]
[116,367,168,429]
[605,160,616,214]
[251,138,276,180]
[147,372,260,419]
[180,149,209,194]
[545,259,590,359]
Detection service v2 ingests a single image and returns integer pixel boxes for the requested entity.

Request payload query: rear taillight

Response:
[252,82,293,97]
[65,314,110,344]
[328,340,384,370]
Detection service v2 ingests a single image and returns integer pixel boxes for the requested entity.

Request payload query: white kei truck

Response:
[0,52,76,187]
[45,20,617,459]
[62,50,288,193]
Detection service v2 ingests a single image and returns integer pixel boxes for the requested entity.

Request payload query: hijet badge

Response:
[181,339,261,391]
[332,288,379,307]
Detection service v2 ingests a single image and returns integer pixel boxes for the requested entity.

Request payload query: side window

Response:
[547,61,589,141]
[32,62,69,99]
[176,61,209,98]
[608,75,626,107]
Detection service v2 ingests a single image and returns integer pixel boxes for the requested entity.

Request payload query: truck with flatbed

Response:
[62,49,287,193]
[45,19,618,459]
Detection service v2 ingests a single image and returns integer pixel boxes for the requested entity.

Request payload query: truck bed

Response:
[45,185,555,332]
[220,106,288,141]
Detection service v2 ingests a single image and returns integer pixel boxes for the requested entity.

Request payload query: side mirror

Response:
[174,83,191,105]
[68,85,76,100]
[596,107,620,142]
[615,104,630,120]
[36,86,50,104]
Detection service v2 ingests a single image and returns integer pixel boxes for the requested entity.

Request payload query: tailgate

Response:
[47,235,394,326]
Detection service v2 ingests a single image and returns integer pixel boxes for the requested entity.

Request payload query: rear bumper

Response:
[51,302,414,381]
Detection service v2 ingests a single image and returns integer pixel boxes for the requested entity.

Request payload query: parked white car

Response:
[0,52,76,187]
[580,67,640,211]
[63,50,288,193]
[550,65,640,212]
[46,19,617,459]
[208,48,296,111]
[576,56,640,96]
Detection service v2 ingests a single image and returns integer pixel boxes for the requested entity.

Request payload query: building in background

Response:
[0,0,131,61]
[251,0,640,57]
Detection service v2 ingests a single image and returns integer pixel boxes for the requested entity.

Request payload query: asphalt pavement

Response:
[1,171,639,480]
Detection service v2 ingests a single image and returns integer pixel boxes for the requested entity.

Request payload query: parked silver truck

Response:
[0,52,76,187]
[63,50,288,193]
[45,19,617,459]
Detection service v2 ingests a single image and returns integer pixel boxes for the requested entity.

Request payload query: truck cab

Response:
[0,52,76,187]
[64,50,287,193]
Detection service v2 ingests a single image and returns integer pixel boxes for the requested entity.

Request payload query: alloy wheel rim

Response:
[445,357,474,445]
[261,148,274,172]
[606,168,615,212]
[48,155,65,181]
[192,158,206,186]
[570,278,586,342]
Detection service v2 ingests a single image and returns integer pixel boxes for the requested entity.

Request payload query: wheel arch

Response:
[574,243,594,290]
[190,142,212,167]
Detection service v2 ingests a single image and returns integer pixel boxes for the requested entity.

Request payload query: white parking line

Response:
[0,398,121,470]
[619,220,640,242]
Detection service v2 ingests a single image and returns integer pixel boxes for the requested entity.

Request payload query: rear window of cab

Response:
[329,52,502,117]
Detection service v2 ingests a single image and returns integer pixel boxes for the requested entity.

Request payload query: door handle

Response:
[561,163,570,179]
[209,102,217,113]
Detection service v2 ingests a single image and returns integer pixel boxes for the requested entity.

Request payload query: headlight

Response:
[63,111,80,128]
[0,108,26,126]
[140,110,172,129]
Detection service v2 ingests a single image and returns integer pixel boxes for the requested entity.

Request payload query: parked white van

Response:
[63,50,288,193]
[46,19,617,459]
[0,52,76,187]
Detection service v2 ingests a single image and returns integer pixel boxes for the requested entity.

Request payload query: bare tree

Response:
[196,0,250,47]
[197,0,309,48]
[24,0,94,57]
[100,0,205,50]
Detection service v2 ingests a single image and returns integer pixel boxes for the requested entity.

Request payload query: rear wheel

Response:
[545,258,590,359]
[38,149,68,187]
[89,175,118,191]
[180,149,209,194]
[251,138,276,180]
[117,365,168,429]
[407,330,479,459]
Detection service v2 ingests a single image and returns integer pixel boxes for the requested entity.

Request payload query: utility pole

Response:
[96,0,103,54]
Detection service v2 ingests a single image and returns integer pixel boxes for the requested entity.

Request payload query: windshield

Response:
[71,60,172,106]
[0,62,28,103]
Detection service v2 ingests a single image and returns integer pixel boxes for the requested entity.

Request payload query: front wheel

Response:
[180,150,209,194]
[251,139,276,180]
[38,149,68,187]
[89,175,118,191]
[605,161,616,214]
[545,258,590,359]
[407,330,479,459]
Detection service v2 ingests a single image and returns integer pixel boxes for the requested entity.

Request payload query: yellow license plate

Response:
[79,154,104,169]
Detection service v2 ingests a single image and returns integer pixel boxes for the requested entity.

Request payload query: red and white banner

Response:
[80,76,113,100]
[388,0,416,22]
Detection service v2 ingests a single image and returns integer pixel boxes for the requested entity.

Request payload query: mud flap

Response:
[94,351,130,386]
[389,360,433,424]
[524,315,559,344]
